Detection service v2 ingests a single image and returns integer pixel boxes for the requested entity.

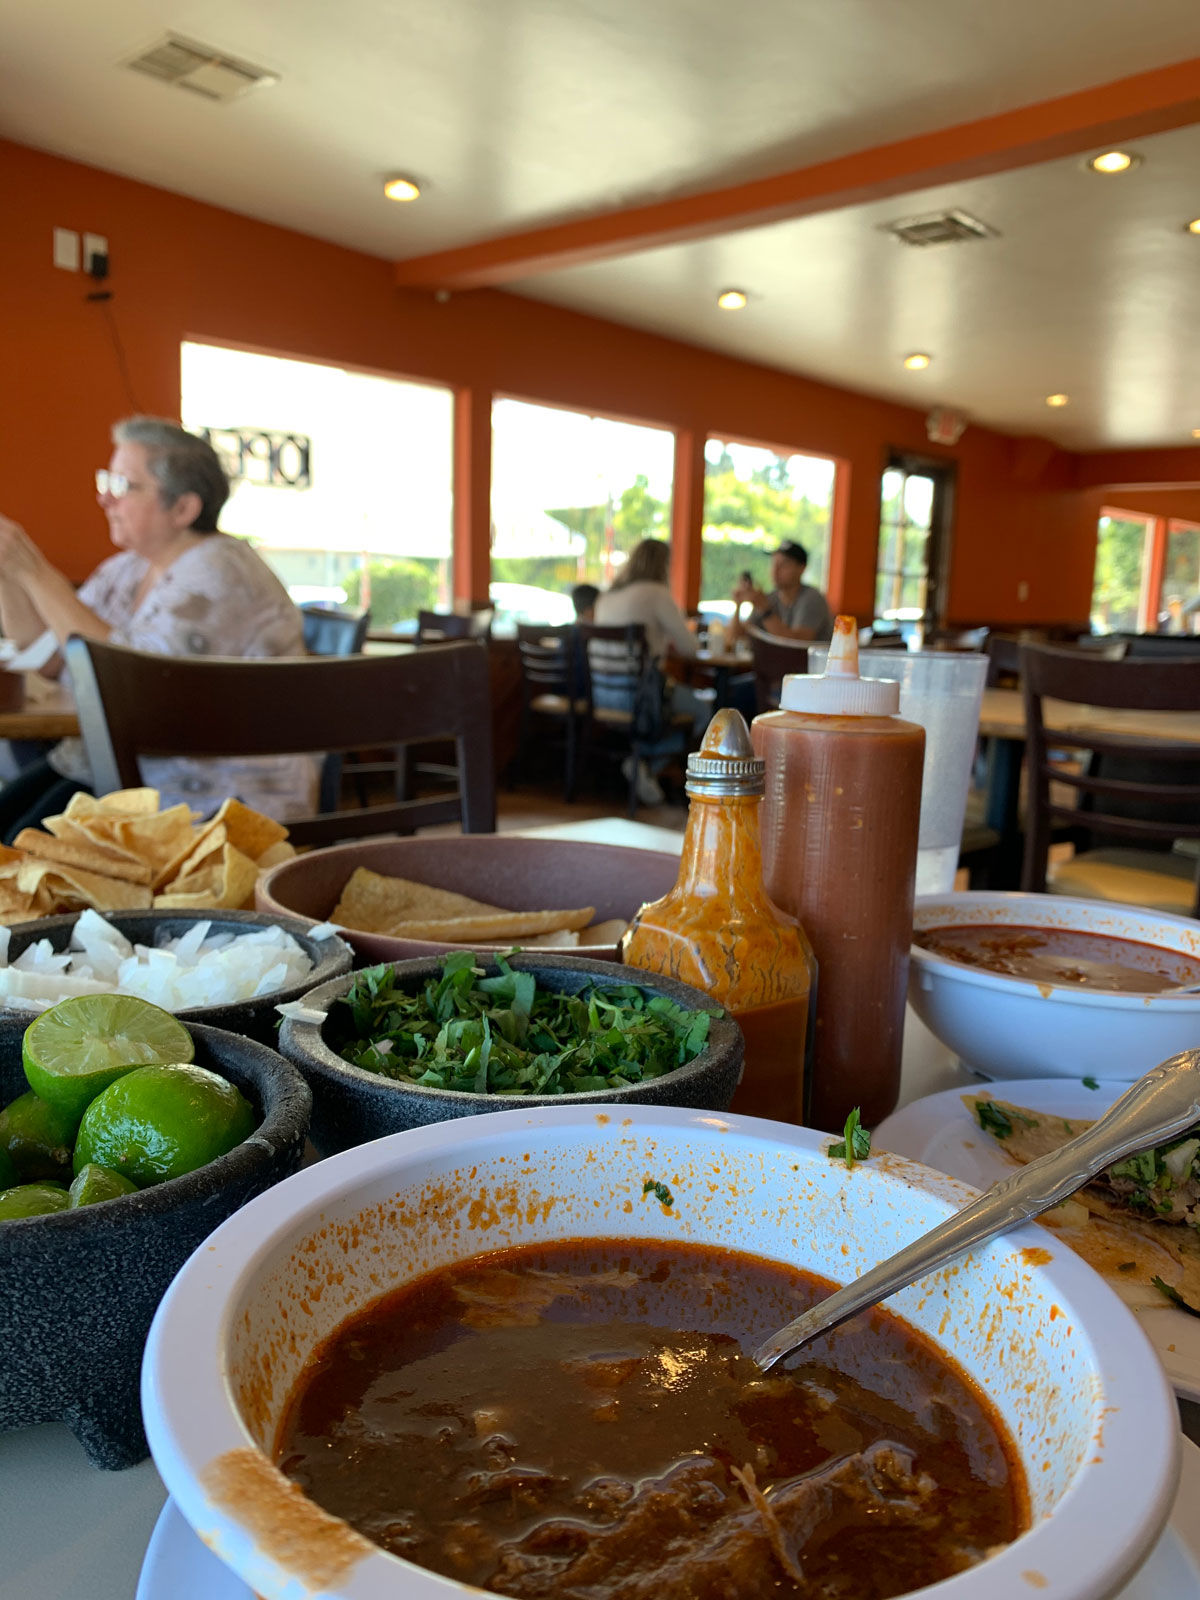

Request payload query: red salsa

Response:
[276,1238,1027,1599]
[916,924,1200,993]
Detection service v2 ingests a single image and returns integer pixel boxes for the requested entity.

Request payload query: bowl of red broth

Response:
[911,891,1200,1081]
[141,1103,1177,1600]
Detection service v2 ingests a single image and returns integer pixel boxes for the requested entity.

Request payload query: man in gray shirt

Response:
[728,540,834,644]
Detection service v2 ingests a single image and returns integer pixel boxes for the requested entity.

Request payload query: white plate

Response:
[137,1440,1200,1600]
[876,1077,1200,1402]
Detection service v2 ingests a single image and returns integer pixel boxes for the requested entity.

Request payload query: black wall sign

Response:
[201,428,312,489]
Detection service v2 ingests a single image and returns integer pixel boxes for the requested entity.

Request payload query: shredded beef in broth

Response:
[276,1240,1026,1599]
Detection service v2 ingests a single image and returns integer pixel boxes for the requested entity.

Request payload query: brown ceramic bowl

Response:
[255,835,682,964]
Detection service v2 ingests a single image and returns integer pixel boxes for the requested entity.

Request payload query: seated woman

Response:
[593,538,699,806]
[0,416,313,842]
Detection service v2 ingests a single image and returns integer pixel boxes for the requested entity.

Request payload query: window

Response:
[1089,510,1155,634]
[1160,520,1200,633]
[180,342,454,630]
[489,399,675,628]
[700,442,835,611]
[874,455,955,634]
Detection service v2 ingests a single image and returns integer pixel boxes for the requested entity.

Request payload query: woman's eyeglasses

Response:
[95,470,153,499]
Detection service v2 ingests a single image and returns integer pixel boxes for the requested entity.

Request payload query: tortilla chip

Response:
[255,840,297,870]
[383,908,596,942]
[69,787,161,817]
[15,858,152,912]
[330,868,508,934]
[11,828,154,886]
[207,798,288,861]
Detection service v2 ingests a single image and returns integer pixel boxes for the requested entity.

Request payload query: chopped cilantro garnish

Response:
[1082,1076,1099,1090]
[1152,1276,1200,1317]
[643,1179,674,1206]
[333,954,720,1096]
[974,1101,1037,1140]
[828,1107,871,1169]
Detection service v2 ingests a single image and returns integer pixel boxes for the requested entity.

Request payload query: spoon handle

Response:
[752,1048,1200,1372]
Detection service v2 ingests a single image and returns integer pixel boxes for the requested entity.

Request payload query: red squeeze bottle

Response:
[751,616,924,1132]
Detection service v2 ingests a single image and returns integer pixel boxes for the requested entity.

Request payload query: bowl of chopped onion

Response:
[278,951,745,1155]
[0,908,352,1043]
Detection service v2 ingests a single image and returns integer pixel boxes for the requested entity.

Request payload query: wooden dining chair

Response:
[1019,642,1200,916]
[65,637,496,845]
[576,621,691,816]
[416,608,494,643]
[299,605,372,808]
[747,629,808,713]
[513,623,585,800]
[299,604,370,657]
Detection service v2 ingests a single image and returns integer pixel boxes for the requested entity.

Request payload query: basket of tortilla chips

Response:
[0,789,296,924]
[255,834,683,965]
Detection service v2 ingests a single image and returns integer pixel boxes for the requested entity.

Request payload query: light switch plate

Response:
[83,232,108,274]
[53,228,79,271]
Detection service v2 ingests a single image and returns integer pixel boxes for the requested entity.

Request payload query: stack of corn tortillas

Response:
[329,867,627,949]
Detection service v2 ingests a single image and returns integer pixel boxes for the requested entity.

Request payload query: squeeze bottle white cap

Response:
[779,615,901,715]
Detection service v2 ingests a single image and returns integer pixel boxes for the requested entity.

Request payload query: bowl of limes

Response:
[0,992,312,1469]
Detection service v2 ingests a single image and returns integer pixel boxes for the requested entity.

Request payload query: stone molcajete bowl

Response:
[0,1017,312,1469]
[279,952,745,1156]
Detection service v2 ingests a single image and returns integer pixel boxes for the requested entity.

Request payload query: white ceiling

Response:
[5,0,1200,449]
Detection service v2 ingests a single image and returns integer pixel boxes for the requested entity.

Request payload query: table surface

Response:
[0,674,79,741]
[0,816,1161,1597]
[978,685,1200,745]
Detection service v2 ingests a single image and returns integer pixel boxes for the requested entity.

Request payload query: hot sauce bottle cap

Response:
[686,708,765,797]
[778,615,901,716]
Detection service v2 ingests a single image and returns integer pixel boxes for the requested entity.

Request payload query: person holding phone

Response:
[727,541,833,646]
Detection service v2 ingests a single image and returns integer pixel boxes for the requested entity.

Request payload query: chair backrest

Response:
[1123,634,1200,659]
[515,623,579,700]
[863,630,909,650]
[65,637,496,846]
[985,633,1023,686]
[575,621,649,707]
[1018,642,1200,913]
[748,629,808,714]
[300,604,370,657]
[417,608,494,643]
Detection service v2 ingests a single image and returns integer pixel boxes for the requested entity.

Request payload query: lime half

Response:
[23,994,195,1123]
[69,1163,139,1207]
[0,1183,70,1221]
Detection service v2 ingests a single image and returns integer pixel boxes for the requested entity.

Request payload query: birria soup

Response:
[275,1238,1027,1600]
[916,924,1200,994]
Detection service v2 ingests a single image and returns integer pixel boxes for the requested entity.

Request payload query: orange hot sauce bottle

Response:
[620,709,815,1123]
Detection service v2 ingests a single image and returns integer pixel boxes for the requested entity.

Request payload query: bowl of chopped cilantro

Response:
[278,951,744,1154]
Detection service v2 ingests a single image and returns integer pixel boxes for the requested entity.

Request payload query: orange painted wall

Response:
[4,137,1098,624]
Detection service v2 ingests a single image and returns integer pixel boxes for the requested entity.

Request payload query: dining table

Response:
[0,674,79,742]
[2,814,1197,1598]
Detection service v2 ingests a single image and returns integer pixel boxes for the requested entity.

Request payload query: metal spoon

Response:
[753,1047,1200,1372]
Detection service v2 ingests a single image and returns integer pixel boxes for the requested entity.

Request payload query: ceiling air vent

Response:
[125,35,278,103]
[881,209,998,247]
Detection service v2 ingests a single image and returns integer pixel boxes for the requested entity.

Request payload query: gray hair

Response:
[111,417,229,533]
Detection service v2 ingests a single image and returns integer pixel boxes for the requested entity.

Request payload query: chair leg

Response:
[563,715,577,804]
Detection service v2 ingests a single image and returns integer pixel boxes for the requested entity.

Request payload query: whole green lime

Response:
[23,993,194,1124]
[0,1090,78,1183]
[68,1163,140,1208]
[0,1182,70,1221]
[73,1063,255,1187]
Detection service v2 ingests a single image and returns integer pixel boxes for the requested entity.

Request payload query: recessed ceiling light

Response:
[1186,218,1200,235]
[902,352,932,370]
[1087,150,1139,175]
[716,289,748,311]
[1045,393,1070,408]
[1192,428,1200,439]
[384,175,421,203]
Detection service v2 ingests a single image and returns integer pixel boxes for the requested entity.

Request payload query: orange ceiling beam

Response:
[395,58,1200,290]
